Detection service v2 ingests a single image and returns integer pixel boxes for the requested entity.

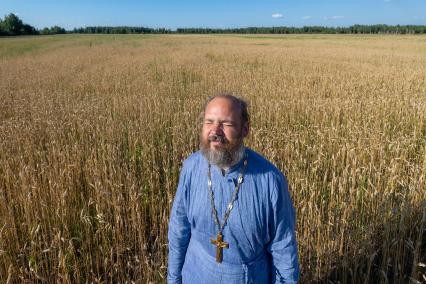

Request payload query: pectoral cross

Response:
[210,233,229,263]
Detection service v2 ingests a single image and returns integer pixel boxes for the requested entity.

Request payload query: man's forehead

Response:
[205,97,241,115]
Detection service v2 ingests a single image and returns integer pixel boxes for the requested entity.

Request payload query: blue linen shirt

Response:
[168,148,299,283]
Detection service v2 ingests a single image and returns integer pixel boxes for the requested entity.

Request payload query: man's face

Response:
[200,97,249,167]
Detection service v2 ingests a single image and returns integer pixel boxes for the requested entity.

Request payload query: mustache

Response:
[208,134,226,143]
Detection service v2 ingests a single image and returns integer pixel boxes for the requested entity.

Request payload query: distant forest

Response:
[74,25,426,34]
[1,13,426,36]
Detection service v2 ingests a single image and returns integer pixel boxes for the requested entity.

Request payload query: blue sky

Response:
[1,0,425,30]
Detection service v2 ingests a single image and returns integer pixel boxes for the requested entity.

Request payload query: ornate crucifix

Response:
[210,233,229,263]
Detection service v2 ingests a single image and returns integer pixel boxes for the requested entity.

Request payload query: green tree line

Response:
[2,13,426,36]
[175,25,426,34]
[0,13,66,36]
[73,24,426,34]
[72,26,172,34]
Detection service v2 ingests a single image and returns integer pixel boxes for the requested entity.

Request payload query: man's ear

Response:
[242,121,250,138]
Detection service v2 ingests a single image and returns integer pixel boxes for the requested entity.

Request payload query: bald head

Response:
[203,94,250,126]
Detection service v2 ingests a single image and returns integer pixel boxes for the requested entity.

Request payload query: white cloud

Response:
[324,15,345,20]
[272,13,284,19]
[302,16,312,20]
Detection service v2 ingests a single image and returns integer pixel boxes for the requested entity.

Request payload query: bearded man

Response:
[167,94,299,283]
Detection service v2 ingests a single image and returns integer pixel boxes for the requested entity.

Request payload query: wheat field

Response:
[0,34,425,283]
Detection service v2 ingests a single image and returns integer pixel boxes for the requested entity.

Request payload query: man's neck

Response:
[219,149,245,176]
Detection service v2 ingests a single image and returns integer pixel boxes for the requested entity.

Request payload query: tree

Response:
[40,26,66,35]
[0,17,4,36]
[40,27,50,35]
[22,23,38,35]
[0,13,38,36]
[2,13,24,35]
[50,26,66,34]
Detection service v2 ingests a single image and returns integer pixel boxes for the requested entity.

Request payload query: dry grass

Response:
[0,34,425,283]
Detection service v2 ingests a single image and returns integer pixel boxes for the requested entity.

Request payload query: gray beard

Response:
[201,142,246,169]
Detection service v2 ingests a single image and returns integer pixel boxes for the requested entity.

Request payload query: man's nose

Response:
[211,122,224,134]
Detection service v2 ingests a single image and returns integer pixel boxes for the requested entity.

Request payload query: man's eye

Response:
[223,123,233,127]
[204,121,213,125]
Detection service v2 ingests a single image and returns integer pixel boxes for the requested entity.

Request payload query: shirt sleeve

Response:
[167,165,191,284]
[267,173,300,283]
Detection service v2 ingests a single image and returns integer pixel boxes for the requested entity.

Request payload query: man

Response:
[168,94,299,283]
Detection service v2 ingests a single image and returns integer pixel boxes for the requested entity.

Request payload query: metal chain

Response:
[207,157,248,234]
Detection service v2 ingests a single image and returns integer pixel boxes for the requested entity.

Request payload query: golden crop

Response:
[0,34,425,283]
